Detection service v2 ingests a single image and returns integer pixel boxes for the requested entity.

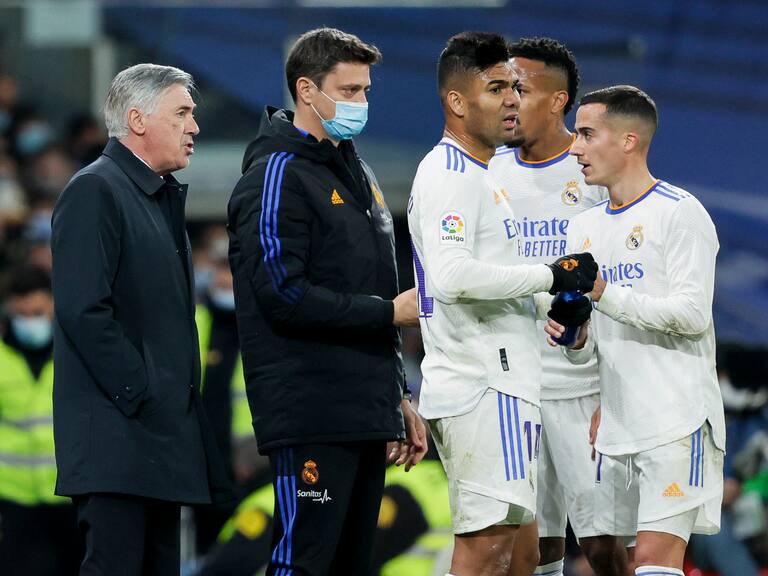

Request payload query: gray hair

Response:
[103,63,194,138]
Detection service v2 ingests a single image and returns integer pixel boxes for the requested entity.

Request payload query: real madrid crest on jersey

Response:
[626,225,644,250]
[302,460,319,485]
[561,180,581,205]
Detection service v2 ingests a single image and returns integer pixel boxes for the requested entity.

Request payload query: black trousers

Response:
[0,500,80,576]
[75,493,180,576]
[267,441,387,576]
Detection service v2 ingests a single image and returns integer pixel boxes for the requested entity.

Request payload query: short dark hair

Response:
[285,28,382,103]
[509,37,580,115]
[5,266,51,298]
[437,32,510,96]
[580,85,658,133]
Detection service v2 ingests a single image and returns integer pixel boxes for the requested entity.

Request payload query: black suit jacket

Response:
[51,138,231,504]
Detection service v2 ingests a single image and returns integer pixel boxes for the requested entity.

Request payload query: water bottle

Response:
[551,290,587,347]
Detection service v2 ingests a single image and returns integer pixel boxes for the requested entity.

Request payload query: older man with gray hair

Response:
[51,63,231,575]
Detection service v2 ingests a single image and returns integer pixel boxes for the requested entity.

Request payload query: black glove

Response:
[547,253,598,295]
[548,292,592,327]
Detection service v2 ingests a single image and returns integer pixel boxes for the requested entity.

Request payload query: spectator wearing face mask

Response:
[194,238,256,555]
[8,108,55,162]
[0,266,79,575]
[191,224,230,302]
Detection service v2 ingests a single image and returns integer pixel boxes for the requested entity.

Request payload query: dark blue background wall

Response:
[105,2,768,343]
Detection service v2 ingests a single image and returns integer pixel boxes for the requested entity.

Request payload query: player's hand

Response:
[547,292,592,327]
[547,253,598,295]
[545,318,566,347]
[544,318,589,349]
[393,288,419,328]
[387,399,428,471]
[589,405,601,461]
[588,274,607,303]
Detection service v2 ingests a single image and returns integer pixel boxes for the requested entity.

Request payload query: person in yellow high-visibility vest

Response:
[375,458,453,576]
[194,239,263,555]
[197,482,274,576]
[0,266,79,575]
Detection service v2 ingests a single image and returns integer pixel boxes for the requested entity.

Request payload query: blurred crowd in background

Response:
[0,61,767,576]
[0,71,104,276]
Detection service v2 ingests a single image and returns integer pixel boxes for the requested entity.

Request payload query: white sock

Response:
[534,558,564,575]
[635,566,684,576]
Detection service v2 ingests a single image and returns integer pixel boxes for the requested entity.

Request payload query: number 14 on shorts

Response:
[497,392,541,482]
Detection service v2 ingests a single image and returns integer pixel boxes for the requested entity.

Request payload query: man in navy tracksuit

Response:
[227,28,426,576]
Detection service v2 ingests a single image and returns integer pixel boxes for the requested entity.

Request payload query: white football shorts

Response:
[594,421,723,542]
[429,388,540,534]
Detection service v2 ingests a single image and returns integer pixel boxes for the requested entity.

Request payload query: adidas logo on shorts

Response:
[662,482,685,497]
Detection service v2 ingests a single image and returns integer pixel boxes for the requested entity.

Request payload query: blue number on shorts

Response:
[523,421,542,462]
[410,241,434,318]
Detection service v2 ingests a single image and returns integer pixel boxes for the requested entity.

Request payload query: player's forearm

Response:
[562,329,595,364]
[431,255,553,302]
[596,283,711,338]
[534,292,554,321]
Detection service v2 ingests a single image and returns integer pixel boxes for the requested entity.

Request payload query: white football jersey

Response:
[408,137,553,419]
[564,180,726,455]
[489,143,607,400]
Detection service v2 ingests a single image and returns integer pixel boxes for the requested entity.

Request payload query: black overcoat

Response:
[51,138,230,504]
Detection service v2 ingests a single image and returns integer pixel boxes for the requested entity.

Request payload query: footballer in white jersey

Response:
[490,142,605,401]
[547,85,725,574]
[565,181,725,538]
[409,134,551,534]
[409,33,598,576]
[411,136,551,420]
[565,182,724,457]
[490,38,628,576]
[490,144,623,548]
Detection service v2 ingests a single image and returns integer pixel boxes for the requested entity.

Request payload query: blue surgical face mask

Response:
[24,210,53,244]
[16,123,53,156]
[210,289,236,312]
[11,315,53,349]
[311,84,368,141]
